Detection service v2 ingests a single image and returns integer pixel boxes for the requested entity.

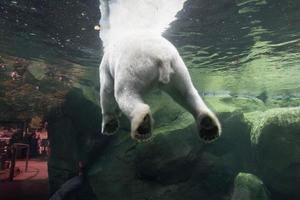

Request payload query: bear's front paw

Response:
[198,113,221,143]
[102,118,119,136]
[132,114,152,142]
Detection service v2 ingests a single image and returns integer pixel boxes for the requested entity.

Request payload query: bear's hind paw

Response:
[132,114,152,142]
[198,113,221,143]
[102,118,119,136]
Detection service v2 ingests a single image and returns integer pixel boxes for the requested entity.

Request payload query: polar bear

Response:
[99,0,221,142]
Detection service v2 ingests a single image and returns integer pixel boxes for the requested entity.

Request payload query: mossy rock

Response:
[266,97,300,108]
[205,95,266,113]
[88,126,204,200]
[135,126,201,184]
[191,111,253,197]
[203,111,252,172]
[87,110,253,200]
[231,173,269,200]
[245,107,300,197]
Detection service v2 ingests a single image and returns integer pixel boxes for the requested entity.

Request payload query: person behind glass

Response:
[49,161,85,200]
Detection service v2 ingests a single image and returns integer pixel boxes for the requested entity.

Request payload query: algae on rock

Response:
[245,107,300,197]
[231,172,269,200]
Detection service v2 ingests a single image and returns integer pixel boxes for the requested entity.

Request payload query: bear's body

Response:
[100,31,221,142]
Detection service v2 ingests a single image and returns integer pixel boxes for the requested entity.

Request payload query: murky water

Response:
[1,0,299,105]
[167,0,300,101]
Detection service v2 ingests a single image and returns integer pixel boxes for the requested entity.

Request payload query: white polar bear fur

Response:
[100,31,221,141]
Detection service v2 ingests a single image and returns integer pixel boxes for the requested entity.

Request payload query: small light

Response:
[94,25,101,31]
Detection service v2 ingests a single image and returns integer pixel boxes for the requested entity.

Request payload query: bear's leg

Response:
[162,59,221,142]
[115,87,153,142]
[100,63,120,135]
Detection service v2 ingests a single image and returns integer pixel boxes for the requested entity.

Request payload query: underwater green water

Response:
[1,0,300,107]
[169,0,300,102]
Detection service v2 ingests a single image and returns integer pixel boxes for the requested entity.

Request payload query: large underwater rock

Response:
[246,107,300,198]
[231,172,269,200]
[47,88,103,194]
[45,88,300,200]
[87,110,252,200]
